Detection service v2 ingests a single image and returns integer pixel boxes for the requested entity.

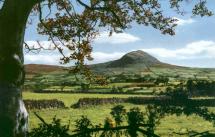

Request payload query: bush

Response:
[155,76,169,85]
[29,105,215,137]
[29,115,70,137]
[186,80,215,96]
[111,86,124,93]
[30,105,158,137]
[164,86,188,100]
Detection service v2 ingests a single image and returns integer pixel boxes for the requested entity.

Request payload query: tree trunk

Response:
[0,0,35,136]
[0,85,28,137]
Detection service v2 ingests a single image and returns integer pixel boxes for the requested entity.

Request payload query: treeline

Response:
[110,74,169,85]
[187,80,215,96]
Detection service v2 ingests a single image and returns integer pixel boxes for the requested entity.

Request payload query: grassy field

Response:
[23,63,215,136]
[23,92,215,136]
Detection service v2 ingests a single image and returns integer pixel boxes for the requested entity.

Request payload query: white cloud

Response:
[25,54,60,65]
[24,41,125,65]
[24,51,124,65]
[24,40,215,68]
[89,52,124,64]
[95,31,141,44]
[174,17,195,26]
[24,41,61,65]
[142,40,215,60]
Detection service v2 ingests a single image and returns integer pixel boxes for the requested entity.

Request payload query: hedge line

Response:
[72,97,215,108]
[71,98,127,108]
[71,97,170,108]
[24,99,66,110]
[24,97,215,110]
[33,89,152,95]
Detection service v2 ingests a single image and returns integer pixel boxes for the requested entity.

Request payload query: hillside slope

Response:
[25,50,215,75]
[107,50,161,68]
[25,64,65,74]
[90,50,176,73]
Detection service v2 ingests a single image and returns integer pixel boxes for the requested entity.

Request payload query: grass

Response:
[23,92,215,136]
[23,92,149,107]
[23,59,215,136]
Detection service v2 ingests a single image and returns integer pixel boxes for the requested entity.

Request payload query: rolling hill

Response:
[25,64,65,74]
[25,50,215,76]
[25,50,170,74]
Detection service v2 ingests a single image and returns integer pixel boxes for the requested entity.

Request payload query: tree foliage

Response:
[16,0,212,74]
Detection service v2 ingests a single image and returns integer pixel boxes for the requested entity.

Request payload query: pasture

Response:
[23,65,215,136]
[23,92,215,136]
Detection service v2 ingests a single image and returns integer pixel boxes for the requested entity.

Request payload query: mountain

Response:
[25,50,209,75]
[107,50,161,68]
[89,50,176,73]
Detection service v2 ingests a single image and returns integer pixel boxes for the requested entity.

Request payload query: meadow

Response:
[24,63,215,136]
[23,92,215,136]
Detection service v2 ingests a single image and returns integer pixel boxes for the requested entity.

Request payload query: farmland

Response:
[24,51,215,136]
[23,93,215,136]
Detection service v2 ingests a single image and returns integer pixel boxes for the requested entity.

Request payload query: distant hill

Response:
[25,64,65,74]
[24,50,214,75]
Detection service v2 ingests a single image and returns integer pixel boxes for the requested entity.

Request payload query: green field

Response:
[23,92,215,136]
[23,61,215,136]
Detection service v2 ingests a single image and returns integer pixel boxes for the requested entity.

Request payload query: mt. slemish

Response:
[25,50,181,74]
[90,50,174,72]
[107,50,161,68]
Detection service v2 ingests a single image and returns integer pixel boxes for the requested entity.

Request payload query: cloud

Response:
[24,51,124,65]
[89,52,124,64]
[25,54,60,65]
[24,41,61,65]
[24,41,125,65]
[141,40,215,60]
[95,31,141,44]
[174,17,195,26]
[24,40,215,68]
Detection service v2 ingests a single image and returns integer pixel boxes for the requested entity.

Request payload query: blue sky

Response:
[24,1,215,68]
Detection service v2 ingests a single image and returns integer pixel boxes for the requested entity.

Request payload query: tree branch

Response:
[71,124,158,137]
[76,0,124,28]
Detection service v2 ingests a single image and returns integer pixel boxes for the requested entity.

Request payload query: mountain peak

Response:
[124,50,153,59]
[107,50,161,68]
[127,50,146,54]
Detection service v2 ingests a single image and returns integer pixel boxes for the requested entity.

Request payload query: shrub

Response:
[30,105,159,137]
[186,80,215,96]
[111,86,124,93]
[29,115,70,137]
[164,86,188,100]
[29,105,215,137]
[110,105,126,126]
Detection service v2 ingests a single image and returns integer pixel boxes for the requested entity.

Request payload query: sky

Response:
[24,1,215,68]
